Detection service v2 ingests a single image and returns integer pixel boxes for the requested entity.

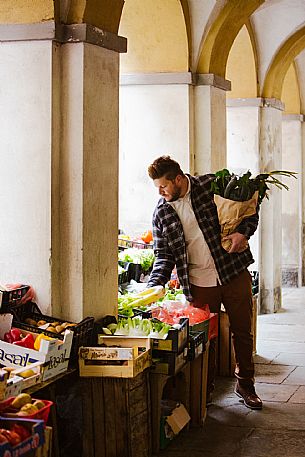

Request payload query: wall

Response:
[0,40,53,308]
[119,83,191,235]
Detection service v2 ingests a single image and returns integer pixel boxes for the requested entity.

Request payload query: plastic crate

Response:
[0,397,53,425]
[0,285,30,311]
[118,269,129,285]
[8,301,94,363]
[250,270,259,295]
[188,331,206,361]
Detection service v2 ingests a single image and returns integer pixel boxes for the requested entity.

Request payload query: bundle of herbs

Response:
[211,168,297,252]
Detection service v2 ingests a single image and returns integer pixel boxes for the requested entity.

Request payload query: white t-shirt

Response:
[169,177,220,287]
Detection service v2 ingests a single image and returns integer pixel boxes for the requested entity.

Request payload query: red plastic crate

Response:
[0,397,53,425]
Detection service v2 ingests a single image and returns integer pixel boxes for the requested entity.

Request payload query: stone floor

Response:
[158,287,305,457]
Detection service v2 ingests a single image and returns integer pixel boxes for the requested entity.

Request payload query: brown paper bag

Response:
[214,191,258,252]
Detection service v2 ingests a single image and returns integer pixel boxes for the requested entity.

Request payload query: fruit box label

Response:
[0,314,73,381]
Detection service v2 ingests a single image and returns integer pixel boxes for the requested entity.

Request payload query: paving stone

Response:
[237,429,305,457]
[256,340,305,354]
[257,323,305,342]
[254,363,296,383]
[271,352,305,366]
[253,352,277,364]
[289,386,305,403]
[282,366,305,385]
[254,382,298,402]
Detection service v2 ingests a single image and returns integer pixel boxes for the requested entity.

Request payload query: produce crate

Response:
[152,317,189,353]
[0,313,73,381]
[82,369,151,457]
[188,331,206,361]
[7,301,94,363]
[118,269,129,285]
[0,417,45,455]
[190,313,218,342]
[0,285,30,310]
[189,340,210,426]
[0,396,53,425]
[152,349,187,376]
[79,336,151,378]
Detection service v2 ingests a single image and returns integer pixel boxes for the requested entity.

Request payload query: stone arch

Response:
[226,22,258,98]
[196,0,264,77]
[262,26,305,99]
[119,0,189,73]
[281,62,300,114]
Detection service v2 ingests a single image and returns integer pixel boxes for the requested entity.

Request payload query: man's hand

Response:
[223,232,248,253]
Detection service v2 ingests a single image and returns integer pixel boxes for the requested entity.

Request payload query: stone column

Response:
[302,118,305,285]
[259,99,284,314]
[226,99,262,277]
[55,25,126,321]
[193,74,231,174]
[0,22,126,320]
[282,114,303,287]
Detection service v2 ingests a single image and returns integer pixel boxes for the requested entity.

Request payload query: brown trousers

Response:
[191,269,254,391]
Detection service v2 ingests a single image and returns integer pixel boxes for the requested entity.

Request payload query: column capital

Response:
[194,73,231,91]
[0,21,127,53]
[226,97,284,111]
[282,113,305,122]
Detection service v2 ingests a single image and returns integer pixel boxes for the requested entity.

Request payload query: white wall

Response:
[226,104,260,270]
[282,117,302,283]
[119,84,191,235]
[0,41,53,309]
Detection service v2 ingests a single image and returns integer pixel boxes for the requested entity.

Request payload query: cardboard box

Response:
[0,314,73,381]
[79,336,151,378]
[166,403,190,434]
[0,416,45,455]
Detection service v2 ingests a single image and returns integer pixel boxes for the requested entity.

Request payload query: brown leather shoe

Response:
[234,383,263,410]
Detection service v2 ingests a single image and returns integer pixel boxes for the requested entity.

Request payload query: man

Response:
[147,155,262,410]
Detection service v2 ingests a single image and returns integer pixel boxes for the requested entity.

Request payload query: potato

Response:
[55,325,65,333]
[11,393,32,409]
[47,326,57,333]
[25,318,37,326]
[37,320,47,326]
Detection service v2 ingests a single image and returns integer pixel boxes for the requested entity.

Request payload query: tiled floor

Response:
[158,287,305,457]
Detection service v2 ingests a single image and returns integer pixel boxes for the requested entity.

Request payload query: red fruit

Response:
[11,424,30,441]
[0,429,21,446]
[10,328,22,342]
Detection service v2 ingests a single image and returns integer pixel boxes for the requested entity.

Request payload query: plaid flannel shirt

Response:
[147,174,258,301]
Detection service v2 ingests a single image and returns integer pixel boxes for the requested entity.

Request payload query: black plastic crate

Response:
[250,270,259,295]
[118,269,129,285]
[0,285,30,311]
[188,331,206,361]
[152,317,189,353]
[8,301,94,364]
[151,349,187,375]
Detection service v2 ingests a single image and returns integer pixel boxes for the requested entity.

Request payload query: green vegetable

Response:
[118,248,155,271]
[211,169,297,205]
[112,317,171,339]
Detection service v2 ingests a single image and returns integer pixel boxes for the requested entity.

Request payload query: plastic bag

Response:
[152,300,210,325]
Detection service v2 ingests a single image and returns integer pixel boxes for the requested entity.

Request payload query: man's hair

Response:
[148,156,184,180]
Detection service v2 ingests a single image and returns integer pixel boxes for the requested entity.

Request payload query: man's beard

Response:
[168,185,182,202]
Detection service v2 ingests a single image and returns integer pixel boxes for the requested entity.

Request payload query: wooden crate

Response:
[79,336,151,378]
[150,363,190,454]
[82,369,151,457]
[217,297,257,377]
[189,340,209,426]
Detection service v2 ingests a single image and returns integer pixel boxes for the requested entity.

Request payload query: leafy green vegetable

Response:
[211,169,297,205]
[106,316,171,339]
[118,248,155,271]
